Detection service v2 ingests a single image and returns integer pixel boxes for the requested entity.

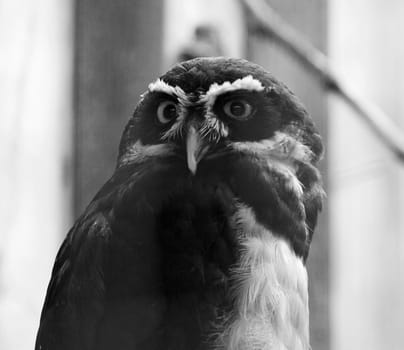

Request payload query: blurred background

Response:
[1,0,404,349]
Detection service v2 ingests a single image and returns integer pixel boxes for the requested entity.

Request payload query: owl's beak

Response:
[186,126,209,175]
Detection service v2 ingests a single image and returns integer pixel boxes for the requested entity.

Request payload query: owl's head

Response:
[117,57,324,259]
[118,57,323,174]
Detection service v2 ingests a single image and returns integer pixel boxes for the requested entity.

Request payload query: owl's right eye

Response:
[157,101,178,124]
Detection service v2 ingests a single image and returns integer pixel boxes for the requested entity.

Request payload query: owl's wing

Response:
[35,160,181,350]
[35,215,109,350]
[297,160,324,258]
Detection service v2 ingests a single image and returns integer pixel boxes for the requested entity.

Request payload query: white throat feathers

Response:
[216,205,310,350]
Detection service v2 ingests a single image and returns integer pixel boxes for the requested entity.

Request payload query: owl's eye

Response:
[157,101,178,124]
[223,99,254,120]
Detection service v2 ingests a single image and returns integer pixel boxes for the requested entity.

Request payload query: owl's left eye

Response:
[223,99,254,120]
[157,101,178,124]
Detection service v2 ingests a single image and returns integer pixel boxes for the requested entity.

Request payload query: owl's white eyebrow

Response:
[201,75,265,109]
[148,79,188,101]
[148,79,189,142]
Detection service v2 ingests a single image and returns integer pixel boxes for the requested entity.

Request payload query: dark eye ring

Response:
[223,99,254,120]
[157,101,178,124]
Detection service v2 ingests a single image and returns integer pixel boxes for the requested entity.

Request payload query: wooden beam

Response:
[74,0,164,214]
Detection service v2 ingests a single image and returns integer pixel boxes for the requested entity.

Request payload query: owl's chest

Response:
[152,184,310,349]
[154,180,239,296]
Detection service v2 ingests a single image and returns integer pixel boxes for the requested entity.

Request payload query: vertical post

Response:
[74,0,164,214]
[247,1,329,349]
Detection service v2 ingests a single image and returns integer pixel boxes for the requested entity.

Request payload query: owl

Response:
[35,57,324,350]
